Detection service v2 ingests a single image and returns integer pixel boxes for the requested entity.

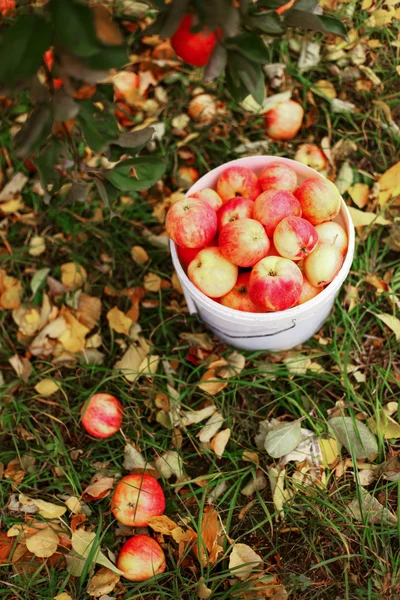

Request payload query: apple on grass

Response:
[189,188,223,211]
[188,247,238,298]
[217,196,254,231]
[294,177,341,225]
[258,162,298,192]
[315,221,348,255]
[249,256,303,311]
[219,218,270,267]
[117,535,166,582]
[111,474,166,526]
[294,144,328,173]
[220,273,265,313]
[264,100,304,141]
[273,216,319,261]
[216,166,261,202]
[253,190,302,238]
[81,393,123,439]
[304,243,344,287]
[174,166,199,190]
[188,94,217,125]
[166,197,217,248]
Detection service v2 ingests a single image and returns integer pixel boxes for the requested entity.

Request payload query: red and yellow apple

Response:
[294,144,329,173]
[170,14,221,67]
[258,162,297,192]
[220,272,265,313]
[253,190,302,238]
[249,256,303,311]
[314,221,348,255]
[273,216,318,261]
[216,166,261,202]
[304,243,344,287]
[188,247,238,298]
[190,188,223,211]
[166,197,217,248]
[117,535,166,582]
[43,49,63,89]
[113,70,140,104]
[111,474,166,527]
[217,196,254,231]
[219,218,270,267]
[81,393,123,439]
[264,100,304,141]
[297,276,321,305]
[177,245,203,269]
[115,102,134,127]
[188,94,217,125]
[174,166,199,189]
[294,177,341,225]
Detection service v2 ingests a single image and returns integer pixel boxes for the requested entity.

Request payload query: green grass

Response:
[1,6,400,600]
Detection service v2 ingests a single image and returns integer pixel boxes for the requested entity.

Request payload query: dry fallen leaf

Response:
[241,471,268,497]
[197,579,212,599]
[26,527,59,558]
[368,411,400,439]
[148,515,179,535]
[198,411,224,443]
[54,594,74,600]
[180,405,217,427]
[218,351,246,379]
[34,378,60,397]
[198,369,228,396]
[114,341,148,382]
[107,306,133,335]
[29,235,46,257]
[144,272,162,292]
[193,507,222,565]
[155,450,184,479]
[19,494,67,519]
[87,567,120,597]
[65,496,83,515]
[348,206,391,227]
[348,183,369,208]
[229,543,263,580]
[83,475,115,500]
[210,428,231,458]
[9,354,32,383]
[378,161,400,208]
[93,4,123,45]
[58,307,90,353]
[0,269,24,310]
[313,79,337,99]
[131,245,149,265]
[0,172,28,201]
[373,312,400,341]
[76,293,102,330]
[61,262,87,290]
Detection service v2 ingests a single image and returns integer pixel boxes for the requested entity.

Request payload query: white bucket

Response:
[170,156,355,352]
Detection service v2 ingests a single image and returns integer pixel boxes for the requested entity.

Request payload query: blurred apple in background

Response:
[264,100,304,140]
[188,94,217,125]
[295,144,329,173]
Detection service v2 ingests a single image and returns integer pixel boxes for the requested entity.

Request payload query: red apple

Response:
[115,102,134,127]
[166,197,217,248]
[220,273,265,313]
[273,216,319,261]
[294,177,341,225]
[294,144,329,173]
[304,243,344,287]
[81,393,123,439]
[188,94,217,125]
[111,474,166,527]
[249,256,303,311]
[253,190,302,238]
[113,71,140,104]
[216,196,254,231]
[314,221,348,255]
[170,14,221,67]
[188,247,238,298]
[264,100,304,141]
[177,245,203,269]
[259,162,298,192]
[216,166,261,202]
[174,166,199,190]
[189,188,223,211]
[117,535,166,582]
[43,49,63,89]
[297,276,321,305]
[219,218,270,267]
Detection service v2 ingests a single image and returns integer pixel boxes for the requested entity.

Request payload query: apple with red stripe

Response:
[81,393,123,439]
[117,535,166,581]
[111,473,166,527]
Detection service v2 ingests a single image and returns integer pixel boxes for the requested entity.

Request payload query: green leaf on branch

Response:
[33,140,63,204]
[113,127,155,150]
[83,46,128,70]
[78,101,120,153]
[52,91,80,122]
[49,0,99,58]
[226,66,249,104]
[204,43,228,82]
[227,33,269,63]
[105,157,167,192]
[245,12,286,35]
[14,104,52,157]
[285,10,348,40]
[0,14,52,84]
[228,52,265,105]
[158,0,190,38]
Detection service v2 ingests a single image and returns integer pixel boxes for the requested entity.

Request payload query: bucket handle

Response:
[208,319,296,339]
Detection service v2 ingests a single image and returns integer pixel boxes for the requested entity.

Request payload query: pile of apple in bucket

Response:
[167,162,348,313]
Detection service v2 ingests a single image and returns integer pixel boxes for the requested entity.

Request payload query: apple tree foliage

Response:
[0,0,347,207]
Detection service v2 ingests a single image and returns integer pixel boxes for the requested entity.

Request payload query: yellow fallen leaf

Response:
[210,428,231,459]
[348,183,369,208]
[367,39,382,48]
[197,580,212,599]
[370,8,394,25]
[76,293,102,330]
[131,245,149,265]
[373,312,400,341]
[0,198,24,213]
[114,342,148,382]
[26,527,59,558]
[58,307,90,353]
[107,306,133,335]
[144,272,162,292]
[54,594,74,600]
[65,496,83,514]
[319,438,340,467]
[29,236,46,257]
[19,493,67,518]
[61,262,87,290]
[148,515,179,536]
[348,206,391,227]
[12,306,42,336]
[34,378,60,397]
[368,412,400,439]
[138,353,160,378]
[313,79,337,99]
[172,113,190,129]
[229,543,263,580]
[218,351,246,379]
[377,162,400,208]
[198,369,228,396]
[87,567,120,597]
[0,269,23,310]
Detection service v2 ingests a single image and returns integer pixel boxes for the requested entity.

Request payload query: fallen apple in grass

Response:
[253,189,302,238]
[216,166,261,202]
[304,243,344,287]
[190,188,223,211]
[81,393,123,439]
[166,197,217,248]
[273,216,318,261]
[175,166,199,189]
[264,100,304,141]
[294,177,341,225]
[314,221,348,255]
[249,256,303,311]
[113,70,140,104]
[294,144,329,173]
[117,535,166,581]
[219,218,270,267]
[188,247,238,298]
[217,196,254,231]
[188,93,217,125]
[220,272,264,313]
[111,474,166,527]
[259,162,298,192]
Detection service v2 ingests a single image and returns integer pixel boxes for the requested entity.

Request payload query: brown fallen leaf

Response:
[26,527,59,558]
[197,579,212,599]
[0,172,28,201]
[131,245,149,265]
[198,369,228,396]
[0,269,23,310]
[65,496,83,515]
[144,272,162,292]
[378,161,400,207]
[61,262,87,290]
[9,354,32,383]
[210,429,231,458]
[114,340,149,382]
[229,543,263,580]
[54,594,74,600]
[76,293,102,330]
[192,507,222,565]
[218,351,246,379]
[148,515,179,536]
[0,532,12,565]
[18,494,67,518]
[87,566,120,597]
[107,306,133,335]
[83,475,115,500]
